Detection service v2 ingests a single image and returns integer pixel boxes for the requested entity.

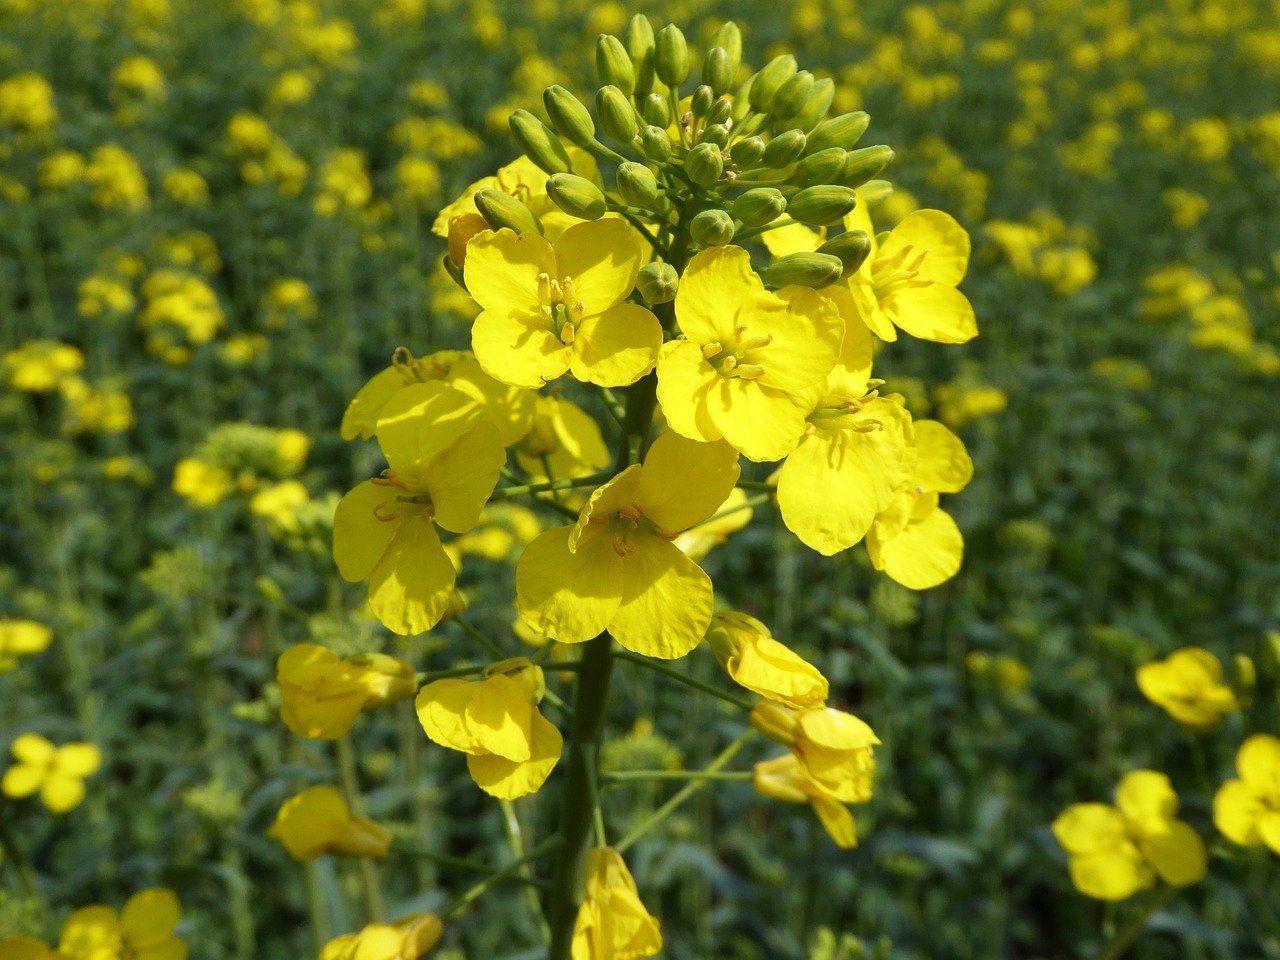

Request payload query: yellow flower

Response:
[514,394,610,484]
[706,612,829,708]
[0,619,53,671]
[417,658,562,800]
[656,244,842,462]
[267,785,392,861]
[172,457,233,507]
[465,220,662,390]
[278,644,418,740]
[333,386,506,635]
[1214,734,1280,854]
[754,753,860,848]
[516,431,740,659]
[59,889,187,960]
[2,734,101,813]
[4,340,84,392]
[1052,770,1207,900]
[1136,647,1239,731]
[571,847,662,960]
[749,702,878,803]
[0,72,59,135]
[0,936,64,960]
[319,914,443,960]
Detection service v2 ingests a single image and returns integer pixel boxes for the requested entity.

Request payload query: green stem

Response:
[501,799,551,941]
[0,808,44,916]
[601,770,754,783]
[615,649,756,711]
[444,836,563,918]
[736,480,778,492]
[453,617,506,659]
[394,842,548,885]
[1094,885,1180,960]
[615,730,756,854]
[337,736,385,922]
[490,472,613,500]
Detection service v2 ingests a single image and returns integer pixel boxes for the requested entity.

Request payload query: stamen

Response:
[560,321,576,345]
[737,363,766,379]
[702,341,724,360]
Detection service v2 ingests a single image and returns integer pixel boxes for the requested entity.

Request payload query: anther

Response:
[701,341,724,360]
[737,363,766,379]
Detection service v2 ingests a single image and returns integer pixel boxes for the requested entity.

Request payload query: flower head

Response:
[278,644,417,740]
[2,734,100,813]
[58,888,186,960]
[0,619,53,672]
[571,847,662,960]
[749,702,878,803]
[1214,734,1280,854]
[319,913,443,960]
[706,612,828,708]
[754,753,861,848]
[267,785,392,862]
[1137,647,1239,732]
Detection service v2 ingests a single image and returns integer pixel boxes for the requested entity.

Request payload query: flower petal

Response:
[568,302,662,387]
[675,245,763,343]
[655,341,720,443]
[368,517,456,635]
[880,210,970,287]
[417,679,484,754]
[553,219,644,316]
[423,424,507,534]
[464,228,556,317]
[121,889,181,946]
[706,377,806,463]
[637,432,740,533]
[467,709,562,799]
[883,283,976,344]
[1144,820,1206,887]
[333,480,400,583]
[517,526,622,644]
[610,540,713,659]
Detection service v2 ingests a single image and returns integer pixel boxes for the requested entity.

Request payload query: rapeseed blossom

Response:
[754,753,861,848]
[320,914,443,960]
[1214,734,1280,854]
[58,888,187,960]
[267,785,391,861]
[706,612,828,708]
[749,702,878,803]
[571,847,662,960]
[1137,647,1239,731]
[277,644,417,740]
[2,734,101,813]
[0,619,52,671]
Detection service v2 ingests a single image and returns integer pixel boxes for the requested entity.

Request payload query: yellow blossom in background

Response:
[513,394,609,485]
[314,148,372,216]
[932,382,1007,430]
[38,149,85,190]
[1214,734,1280,854]
[0,619,52,671]
[1136,647,1239,731]
[395,156,441,205]
[0,936,63,959]
[59,888,187,960]
[172,457,233,507]
[319,914,443,960]
[672,488,753,562]
[267,69,314,108]
[2,734,101,813]
[78,275,136,319]
[749,702,878,803]
[267,785,391,861]
[162,168,209,206]
[139,270,224,346]
[706,612,829,708]
[263,277,317,328]
[754,753,861,848]
[3,340,84,392]
[0,71,58,135]
[111,55,166,100]
[1052,770,1207,900]
[84,144,149,209]
[571,847,662,960]
[250,480,310,534]
[226,111,274,153]
[277,643,417,740]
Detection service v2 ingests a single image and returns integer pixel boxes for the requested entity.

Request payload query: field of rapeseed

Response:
[1,1,1278,958]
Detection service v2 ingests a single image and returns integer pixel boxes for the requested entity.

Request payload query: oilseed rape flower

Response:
[267,785,392,861]
[277,644,417,740]
[754,753,861,848]
[0,937,58,959]
[465,219,662,390]
[749,702,878,803]
[0,71,58,134]
[320,913,444,960]
[516,431,740,659]
[1052,770,1207,900]
[0,619,52,671]
[417,658,562,799]
[706,612,829,708]
[172,457,233,507]
[657,245,843,463]
[1137,647,1239,731]
[1214,734,1280,854]
[514,394,610,484]
[3,340,84,392]
[58,888,187,960]
[571,847,662,960]
[333,385,507,635]
[2,734,101,813]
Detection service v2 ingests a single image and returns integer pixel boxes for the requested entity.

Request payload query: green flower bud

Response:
[637,261,679,304]
[731,74,755,123]
[546,173,607,221]
[544,85,596,148]
[785,185,859,225]
[762,129,807,168]
[691,208,735,247]
[474,188,543,235]
[763,252,844,288]
[860,179,893,209]
[700,123,730,149]
[729,135,765,168]
[509,109,572,175]
[836,145,894,189]
[654,24,689,87]
[817,230,872,278]
[804,111,871,155]
[626,15,656,98]
[616,161,659,207]
[684,141,723,186]
[641,93,670,128]
[702,47,734,96]
[770,70,814,124]
[690,84,714,119]
[732,187,787,226]
[641,125,672,162]
[748,54,797,112]
[791,147,847,188]
[596,85,639,145]
[779,77,834,133]
[712,21,742,72]
[596,34,635,95]
[705,97,733,127]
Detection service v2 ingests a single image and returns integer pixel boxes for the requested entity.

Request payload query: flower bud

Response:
[748,54,797,113]
[546,173,607,221]
[700,123,730,149]
[596,85,639,145]
[1231,653,1256,708]
[769,70,814,124]
[859,179,893,209]
[732,187,787,226]
[779,78,834,133]
[712,21,742,74]
[509,109,572,175]
[791,147,847,188]
[641,93,670,128]
[763,252,845,288]
[729,135,765,168]
[684,141,723,186]
[475,188,543,234]
[446,212,488,266]
[596,34,635,95]
[786,185,859,225]
[836,145,895,189]
[637,261,678,303]
[762,129,807,168]
[625,15,656,98]
[544,85,596,148]
[705,97,733,127]
[616,161,659,206]
[690,84,714,119]
[805,111,871,155]
[641,125,672,162]
[654,23,689,87]
[702,47,734,96]
[817,230,872,278]
[691,208,735,247]
[750,701,800,745]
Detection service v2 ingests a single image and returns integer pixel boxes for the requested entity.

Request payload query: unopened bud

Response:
[705,97,733,127]
[544,85,596,148]
[509,109,572,175]
[712,21,742,73]
[731,75,756,124]
[1231,654,1256,708]
[836,145,895,189]
[616,161,659,206]
[762,129,807,168]
[654,23,689,87]
[817,230,872,278]
[763,252,845,288]
[702,47,734,96]
[859,179,893,210]
[625,15,656,98]
[700,123,730,148]
[475,188,543,234]
[786,185,859,225]
[791,147,847,188]
[447,212,489,266]
[750,701,800,745]
[637,261,679,304]
[690,84,714,119]
[641,125,672,162]
[546,174,607,221]
[641,93,670,128]
[805,111,871,155]
[732,187,787,226]
[596,85,639,145]
[684,141,723,186]
[729,136,765,168]
[596,34,635,95]
[691,208,735,247]
[770,70,814,124]
[779,78,834,133]
[748,54,797,112]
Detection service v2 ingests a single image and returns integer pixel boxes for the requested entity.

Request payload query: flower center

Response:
[589,501,676,556]
[804,389,885,436]
[872,244,932,303]
[371,471,435,521]
[701,324,773,380]
[538,272,584,345]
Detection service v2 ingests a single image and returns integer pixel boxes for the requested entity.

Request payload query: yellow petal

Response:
[1213,779,1266,846]
[610,539,713,659]
[880,210,970,287]
[471,305,570,389]
[637,432,740,533]
[867,504,964,590]
[368,517,456,635]
[731,636,829,708]
[911,421,973,493]
[1051,803,1127,855]
[568,302,662,387]
[1067,845,1152,901]
[2,764,44,799]
[375,381,484,477]
[1144,819,1206,887]
[883,283,976,343]
[655,340,720,443]
[417,679,484,754]
[340,366,407,441]
[1116,769,1178,830]
[675,245,763,343]
[421,424,507,534]
[59,905,123,957]
[553,219,644,316]
[42,773,87,813]
[705,377,806,463]
[11,733,55,765]
[812,795,859,848]
[54,743,101,778]
[120,889,181,946]
[464,228,556,318]
[747,286,842,399]
[517,526,622,644]
[761,220,824,258]
[466,675,534,762]
[847,275,896,341]
[1237,733,1280,793]
[466,709,562,799]
[333,480,401,582]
